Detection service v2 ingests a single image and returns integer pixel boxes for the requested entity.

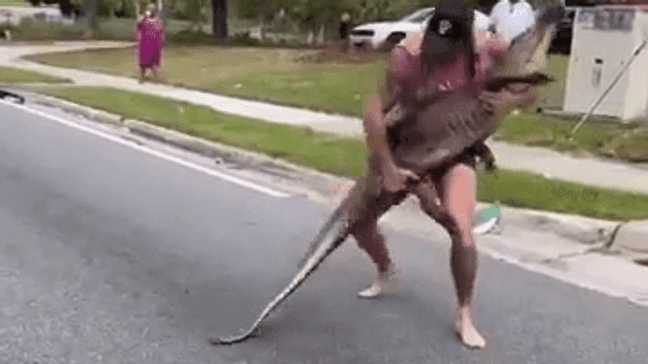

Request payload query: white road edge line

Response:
[4,102,291,198]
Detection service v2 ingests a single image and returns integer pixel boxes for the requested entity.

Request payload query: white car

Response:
[348,7,436,51]
[349,7,492,51]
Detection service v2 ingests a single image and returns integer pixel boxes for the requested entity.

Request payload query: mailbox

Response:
[563,5,648,122]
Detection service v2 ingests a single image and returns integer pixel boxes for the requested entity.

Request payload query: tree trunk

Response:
[317,24,324,44]
[157,0,165,25]
[211,0,227,39]
[307,27,314,45]
[84,0,99,38]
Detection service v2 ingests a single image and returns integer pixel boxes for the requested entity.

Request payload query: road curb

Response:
[114,124,634,247]
[19,89,124,127]
[494,206,622,246]
[611,220,648,253]
[7,87,641,249]
[120,118,347,189]
[9,87,349,195]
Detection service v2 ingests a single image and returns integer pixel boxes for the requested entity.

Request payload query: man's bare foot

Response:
[455,306,486,349]
[357,263,398,299]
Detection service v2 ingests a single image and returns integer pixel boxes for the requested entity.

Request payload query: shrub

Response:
[169,28,215,44]
[9,17,86,40]
[0,23,18,38]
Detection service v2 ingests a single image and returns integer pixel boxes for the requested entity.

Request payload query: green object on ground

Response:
[481,204,501,220]
[24,85,648,222]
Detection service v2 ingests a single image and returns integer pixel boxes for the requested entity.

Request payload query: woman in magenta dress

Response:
[135,4,165,83]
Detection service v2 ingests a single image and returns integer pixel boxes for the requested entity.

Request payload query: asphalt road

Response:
[0,100,647,364]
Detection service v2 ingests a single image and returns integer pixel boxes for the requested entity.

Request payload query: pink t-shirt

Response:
[389,36,507,97]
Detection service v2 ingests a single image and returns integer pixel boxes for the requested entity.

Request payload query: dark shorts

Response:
[347,151,476,227]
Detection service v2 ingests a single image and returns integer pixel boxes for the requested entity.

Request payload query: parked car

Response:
[0,5,74,26]
[348,7,436,51]
[348,7,494,51]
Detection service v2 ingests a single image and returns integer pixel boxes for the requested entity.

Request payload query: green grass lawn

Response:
[23,46,569,113]
[22,46,648,162]
[0,66,71,84]
[27,85,648,222]
[476,168,648,222]
[0,0,30,6]
[494,111,648,162]
[25,45,385,116]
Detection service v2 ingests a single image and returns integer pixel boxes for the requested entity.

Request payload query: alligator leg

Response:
[470,140,497,174]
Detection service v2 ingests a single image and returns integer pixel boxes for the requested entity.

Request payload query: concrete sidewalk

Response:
[0,42,364,137]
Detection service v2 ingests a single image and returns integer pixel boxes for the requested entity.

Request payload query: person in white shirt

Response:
[473,9,491,34]
[488,0,536,43]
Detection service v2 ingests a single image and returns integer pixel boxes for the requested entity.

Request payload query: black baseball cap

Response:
[427,0,474,40]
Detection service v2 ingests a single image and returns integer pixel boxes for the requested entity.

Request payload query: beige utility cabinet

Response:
[563,5,648,122]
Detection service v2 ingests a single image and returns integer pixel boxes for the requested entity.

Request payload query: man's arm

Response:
[363,45,411,163]
[363,94,394,167]
[362,46,419,190]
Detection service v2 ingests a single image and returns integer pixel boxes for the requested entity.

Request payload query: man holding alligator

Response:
[350,0,557,348]
[209,0,561,349]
